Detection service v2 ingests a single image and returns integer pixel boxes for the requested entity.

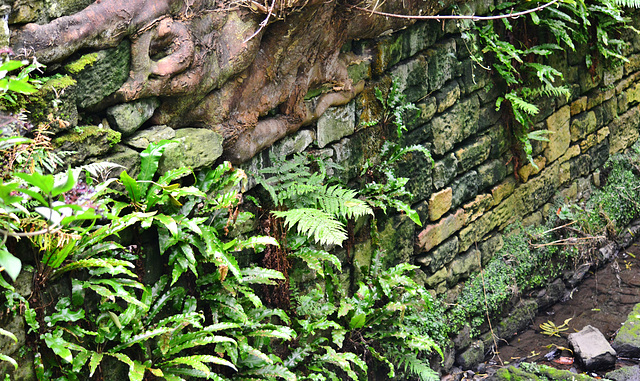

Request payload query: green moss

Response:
[64,53,99,74]
[54,125,121,147]
[42,75,77,91]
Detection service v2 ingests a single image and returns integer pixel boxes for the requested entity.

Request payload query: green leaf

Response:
[120,170,141,204]
[0,328,17,343]
[43,332,74,363]
[139,140,176,191]
[6,78,37,94]
[273,208,347,246]
[109,353,146,381]
[89,353,103,377]
[0,248,21,281]
[154,214,178,236]
[0,354,17,370]
[52,170,76,197]
[349,313,366,329]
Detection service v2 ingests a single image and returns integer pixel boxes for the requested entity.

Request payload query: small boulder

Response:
[455,339,484,370]
[612,303,640,358]
[126,125,176,150]
[568,325,617,371]
[106,98,160,136]
[606,365,640,381]
[158,128,223,173]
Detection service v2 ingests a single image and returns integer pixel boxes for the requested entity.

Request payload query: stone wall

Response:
[4,0,640,373]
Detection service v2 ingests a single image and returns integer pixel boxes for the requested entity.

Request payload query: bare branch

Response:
[348,0,561,21]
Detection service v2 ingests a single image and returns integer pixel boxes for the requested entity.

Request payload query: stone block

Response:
[487,122,510,158]
[612,303,640,358]
[53,125,121,166]
[456,340,484,370]
[479,233,503,266]
[159,128,223,173]
[463,193,493,223]
[619,81,640,113]
[390,55,429,103]
[449,248,481,284]
[126,125,176,150]
[271,129,315,158]
[69,40,131,110]
[26,75,78,131]
[544,105,571,164]
[580,126,610,152]
[603,65,624,87]
[570,111,598,142]
[417,209,467,252]
[571,96,587,116]
[478,104,502,130]
[98,144,140,179]
[435,80,461,113]
[107,97,160,136]
[482,300,538,347]
[477,159,507,191]
[398,147,434,202]
[457,59,489,94]
[428,187,453,221]
[432,153,458,190]
[426,39,457,92]
[425,267,448,288]
[420,236,459,273]
[569,325,617,371]
[490,176,517,206]
[558,144,581,164]
[431,95,480,155]
[451,170,479,209]
[316,101,355,148]
[365,21,441,75]
[455,134,492,172]
[624,53,640,75]
[406,97,436,132]
[609,106,640,154]
[518,156,546,183]
[536,278,566,310]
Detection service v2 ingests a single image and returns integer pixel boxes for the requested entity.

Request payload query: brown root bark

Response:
[11,0,455,163]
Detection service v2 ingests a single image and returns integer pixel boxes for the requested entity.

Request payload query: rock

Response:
[67,40,131,110]
[489,363,601,381]
[482,300,538,346]
[451,170,479,209]
[53,125,121,166]
[158,128,223,173]
[126,125,177,150]
[417,235,459,273]
[454,134,492,172]
[390,55,429,103]
[96,144,141,179]
[417,209,467,252]
[432,153,459,190]
[26,75,78,131]
[431,94,480,155]
[106,98,161,136]
[568,325,617,371]
[316,101,355,148]
[606,365,640,381]
[613,303,640,358]
[428,187,453,221]
[536,278,566,310]
[455,339,484,370]
[544,105,571,163]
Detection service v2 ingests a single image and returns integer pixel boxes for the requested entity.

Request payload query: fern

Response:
[273,208,347,246]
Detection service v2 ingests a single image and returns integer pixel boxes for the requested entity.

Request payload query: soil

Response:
[483,242,640,377]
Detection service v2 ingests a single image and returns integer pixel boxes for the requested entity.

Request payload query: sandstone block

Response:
[477,159,508,191]
[431,95,480,155]
[463,193,493,223]
[544,105,571,164]
[435,80,461,113]
[455,134,492,172]
[426,39,457,92]
[432,153,458,190]
[316,101,355,148]
[490,176,517,207]
[126,125,176,149]
[428,187,453,221]
[518,156,546,183]
[609,107,640,154]
[570,96,587,116]
[559,144,581,164]
[452,170,479,209]
[418,209,467,252]
[570,111,597,142]
[421,236,459,272]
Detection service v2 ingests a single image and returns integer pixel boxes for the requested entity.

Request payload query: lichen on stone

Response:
[64,52,99,74]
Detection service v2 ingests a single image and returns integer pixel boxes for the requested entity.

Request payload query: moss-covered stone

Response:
[490,363,601,381]
[612,303,640,357]
[70,40,131,110]
[53,125,121,166]
[18,75,78,131]
[106,97,161,136]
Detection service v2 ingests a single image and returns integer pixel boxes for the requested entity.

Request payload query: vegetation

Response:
[469,0,639,171]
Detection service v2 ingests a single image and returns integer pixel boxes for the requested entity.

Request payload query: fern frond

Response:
[273,208,347,246]
[290,247,342,277]
[613,0,640,7]
[316,185,373,220]
[394,353,439,381]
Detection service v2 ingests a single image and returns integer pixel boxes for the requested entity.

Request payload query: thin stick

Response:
[244,0,277,43]
[348,0,560,21]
